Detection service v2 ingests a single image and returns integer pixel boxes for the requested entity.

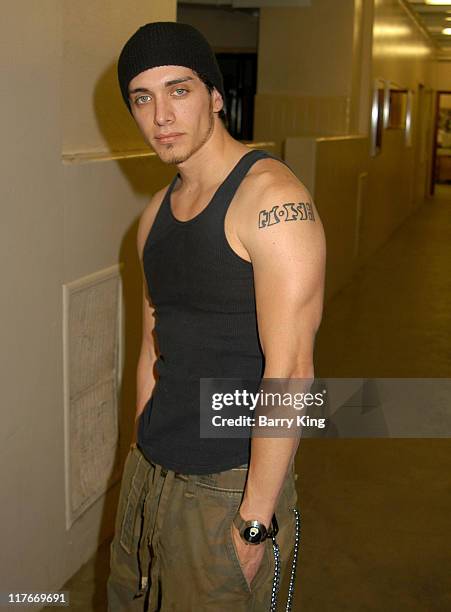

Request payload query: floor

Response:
[49,188,451,611]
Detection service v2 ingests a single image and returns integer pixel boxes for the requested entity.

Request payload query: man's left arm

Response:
[231,170,326,584]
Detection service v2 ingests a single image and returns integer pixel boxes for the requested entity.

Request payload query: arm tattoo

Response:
[258,202,315,229]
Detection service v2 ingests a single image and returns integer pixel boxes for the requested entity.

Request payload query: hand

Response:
[230,522,266,588]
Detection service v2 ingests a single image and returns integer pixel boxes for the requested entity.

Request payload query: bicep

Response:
[247,192,326,376]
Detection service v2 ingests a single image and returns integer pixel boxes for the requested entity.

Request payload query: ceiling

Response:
[407,0,451,50]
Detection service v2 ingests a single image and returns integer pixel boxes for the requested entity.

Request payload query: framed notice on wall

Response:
[62,264,124,529]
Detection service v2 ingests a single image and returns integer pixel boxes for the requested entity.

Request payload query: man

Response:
[108,22,326,612]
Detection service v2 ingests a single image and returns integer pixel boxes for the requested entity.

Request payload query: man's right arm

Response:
[132,186,168,444]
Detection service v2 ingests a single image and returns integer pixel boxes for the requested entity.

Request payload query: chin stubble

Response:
[162,104,215,165]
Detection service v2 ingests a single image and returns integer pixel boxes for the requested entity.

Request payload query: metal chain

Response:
[269,507,301,612]
[269,537,281,612]
[285,508,301,611]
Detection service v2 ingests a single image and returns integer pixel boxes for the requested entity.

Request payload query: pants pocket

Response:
[117,447,150,554]
[224,509,272,595]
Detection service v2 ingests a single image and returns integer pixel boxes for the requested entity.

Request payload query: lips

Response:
[155,133,183,143]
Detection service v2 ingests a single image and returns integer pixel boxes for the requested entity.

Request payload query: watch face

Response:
[243,525,263,544]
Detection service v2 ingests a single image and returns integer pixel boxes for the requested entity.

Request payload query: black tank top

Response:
[138,149,278,474]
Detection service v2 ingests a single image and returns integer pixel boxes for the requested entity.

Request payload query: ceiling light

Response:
[446,16,451,20]
[425,1,451,6]
[442,27,451,34]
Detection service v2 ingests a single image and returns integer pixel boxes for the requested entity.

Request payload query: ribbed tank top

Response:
[138,149,278,474]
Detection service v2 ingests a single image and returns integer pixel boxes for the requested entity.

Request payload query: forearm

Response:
[239,437,299,526]
[239,369,313,526]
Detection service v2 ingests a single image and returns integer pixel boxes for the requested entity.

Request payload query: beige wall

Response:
[436,61,451,90]
[351,0,375,134]
[1,0,64,596]
[254,0,356,154]
[1,0,176,601]
[286,136,369,300]
[440,93,451,108]
[177,4,258,51]
[63,0,175,155]
[258,1,355,97]
[367,0,436,255]
[262,0,436,298]
[372,0,435,89]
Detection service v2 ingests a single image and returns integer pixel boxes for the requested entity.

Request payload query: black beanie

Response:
[117,22,225,112]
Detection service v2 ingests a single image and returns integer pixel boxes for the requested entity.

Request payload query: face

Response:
[127,65,223,165]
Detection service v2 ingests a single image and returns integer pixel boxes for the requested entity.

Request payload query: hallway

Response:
[53,191,451,610]
[315,187,451,378]
[295,187,451,611]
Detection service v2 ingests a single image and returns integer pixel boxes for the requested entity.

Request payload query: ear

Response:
[212,87,224,113]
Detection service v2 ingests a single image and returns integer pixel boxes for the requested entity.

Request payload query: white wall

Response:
[0,0,176,604]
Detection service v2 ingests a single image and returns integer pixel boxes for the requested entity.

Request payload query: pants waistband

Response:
[150,459,249,482]
[134,444,250,491]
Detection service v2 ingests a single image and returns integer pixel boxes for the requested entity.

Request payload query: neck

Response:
[174,120,250,191]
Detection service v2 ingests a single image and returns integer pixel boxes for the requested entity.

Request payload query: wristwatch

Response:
[233,511,279,545]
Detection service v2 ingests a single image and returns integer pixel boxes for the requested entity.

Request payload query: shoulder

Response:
[237,157,313,219]
[137,183,170,259]
[234,156,321,242]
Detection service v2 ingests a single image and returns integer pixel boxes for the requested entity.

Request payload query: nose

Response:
[153,96,175,127]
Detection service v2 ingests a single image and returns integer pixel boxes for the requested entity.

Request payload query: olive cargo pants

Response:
[107,444,299,611]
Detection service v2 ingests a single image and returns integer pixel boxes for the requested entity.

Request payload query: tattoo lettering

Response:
[258,202,315,228]
[258,205,280,228]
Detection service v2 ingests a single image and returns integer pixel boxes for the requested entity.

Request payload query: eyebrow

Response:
[128,76,195,95]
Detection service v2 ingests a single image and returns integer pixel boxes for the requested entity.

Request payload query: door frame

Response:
[430,90,451,196]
